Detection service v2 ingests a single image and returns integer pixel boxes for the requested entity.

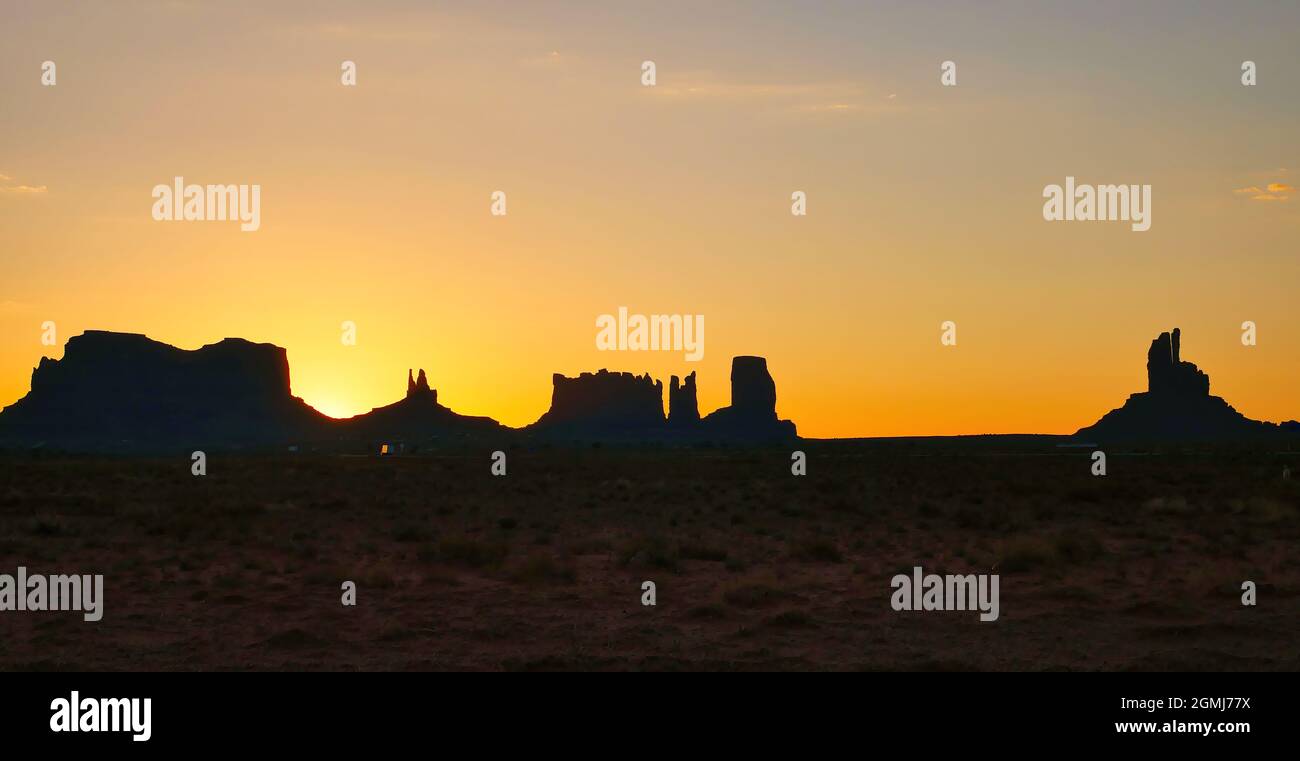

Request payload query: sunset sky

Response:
[2,0,1297,437]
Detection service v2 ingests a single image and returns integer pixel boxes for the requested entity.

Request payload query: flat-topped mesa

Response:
[1147,328,1209,396]
[0,330,325,449]
[28,330,294,401]
[534,369,665,431]
[668,371,700,425]
[405,368,437,403]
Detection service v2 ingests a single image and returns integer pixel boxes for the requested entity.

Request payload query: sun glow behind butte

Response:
[0,2,1298,437]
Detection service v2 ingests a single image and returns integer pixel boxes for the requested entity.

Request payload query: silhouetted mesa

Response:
[0,330,798,451]
[1077,328,1288,442]
[0,330,327,451]
[532,370,665,435]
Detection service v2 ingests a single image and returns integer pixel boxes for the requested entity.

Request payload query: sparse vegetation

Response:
[0,446,1295,670]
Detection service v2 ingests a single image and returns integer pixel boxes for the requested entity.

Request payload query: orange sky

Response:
[1,1,1297,437]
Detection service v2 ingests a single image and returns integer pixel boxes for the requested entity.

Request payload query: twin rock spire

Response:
[405,369,437,403]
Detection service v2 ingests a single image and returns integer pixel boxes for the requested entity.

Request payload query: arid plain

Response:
[1,441,1296,671]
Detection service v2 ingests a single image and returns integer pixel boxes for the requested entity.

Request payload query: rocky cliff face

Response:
[27,331,294,403]
[668,372,699,426]
[530,358,797,442]
[701,356,797,440]
[0,330,327,450]
[1078,328,1278,441]
[532,370,665,434]
[729,356,777,414]
[530,358,797,441]
[1147,328,1210,396]
[406,368,437,403]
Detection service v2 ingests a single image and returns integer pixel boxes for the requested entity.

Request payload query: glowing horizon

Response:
[2,1,1297,438]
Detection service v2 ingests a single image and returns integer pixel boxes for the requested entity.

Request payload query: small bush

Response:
[790,538,843,564]
[508,553,576,585]
[998,536,1057,573]
[438,536,508,568]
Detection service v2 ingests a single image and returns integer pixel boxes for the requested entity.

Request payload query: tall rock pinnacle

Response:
[1147,328,1209,396]
[668,371,700,425]
[405,368,436,402]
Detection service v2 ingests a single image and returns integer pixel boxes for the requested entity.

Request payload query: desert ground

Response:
[1,440,1297,671]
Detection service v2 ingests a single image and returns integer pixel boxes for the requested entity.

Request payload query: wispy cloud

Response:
[645,73,902,118]
[0,172,48,196]
[794,102,867,113]
[1234,175,1292,202]
[649,77,856,100]
[0,185,48,195]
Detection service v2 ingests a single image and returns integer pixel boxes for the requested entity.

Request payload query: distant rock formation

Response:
[668,372,699,426]
[730,356,777,412]
[0,330,798,451]
[528,358,797,442]
[0,330,327,450]
[1147,328,1209,396]
[339,367,502,444]
[1077,328,1286,441]
[700,356,797,441]
[406,368,436,403]
[532,370,665,435]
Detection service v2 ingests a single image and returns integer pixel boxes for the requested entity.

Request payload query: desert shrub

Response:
[507,553,576,585]
[28,513,71,536]
[721,576,787,608]
[1055,531,1103,563]
[618,534,679,572]
[765,610,816,629]
[1143,496,1192,515]
[393,523,432,543]
[686,604,727,620]
[679,542,728,562]
[438,536,508,568]
[998,536,1058,573]
[954,505,988,530]
[360,566,397,589]
[790,538,843,564]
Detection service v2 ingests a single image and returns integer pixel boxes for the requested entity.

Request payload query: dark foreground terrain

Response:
[1,441,1297,671]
